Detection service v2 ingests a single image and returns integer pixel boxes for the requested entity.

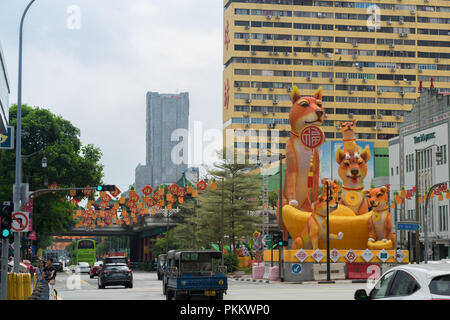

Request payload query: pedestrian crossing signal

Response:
[96,185,116,192]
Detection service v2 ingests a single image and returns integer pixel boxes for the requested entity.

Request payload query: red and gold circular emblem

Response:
[300,126,325,149]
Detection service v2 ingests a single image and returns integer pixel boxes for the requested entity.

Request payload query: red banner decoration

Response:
[126,200,136,208]
[109,185,121,198]
[177,188,186,197]
[82,185,94,197]
[129,193,140,203]
[100,191,111,203]
[142,185,153,196]
[153,192,162,202]
[300,126,325,149]
[197,180,207,191]
[143,196,156,207]
[169,183,179,195]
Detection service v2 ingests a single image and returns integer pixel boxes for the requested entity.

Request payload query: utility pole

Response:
[278,153,284,282]
[326,181,331,282]
[414,149,420,264]
[221,177,225,266]
[13,0,36,277]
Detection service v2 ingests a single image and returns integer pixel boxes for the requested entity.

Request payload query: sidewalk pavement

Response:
[228,274,367,285]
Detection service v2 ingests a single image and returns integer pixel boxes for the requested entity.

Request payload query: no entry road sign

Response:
[11,211,29,232]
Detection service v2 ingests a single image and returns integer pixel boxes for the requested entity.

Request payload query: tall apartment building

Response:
[135,92,189,196]
[222,0,450,177]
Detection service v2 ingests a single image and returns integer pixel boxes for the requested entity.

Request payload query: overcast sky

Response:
[0,0,223,190]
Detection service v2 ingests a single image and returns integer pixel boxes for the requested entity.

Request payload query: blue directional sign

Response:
[0,126,14,150]
[397,222,420,231]
[291,263,302,274]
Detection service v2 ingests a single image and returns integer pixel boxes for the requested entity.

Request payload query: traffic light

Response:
[96,185,116,192]
[271,230,282,246]
[279,241,288,247]
[1,202,13,240]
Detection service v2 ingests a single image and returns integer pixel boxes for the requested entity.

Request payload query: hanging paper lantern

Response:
[69,189,77,197]
[210,181,217,191]
[137,201,143,209]
[167,204,172,210]
[390,201,396,209]
[126,200,136,208]
[129,189,136,197]
[121,210,128,218]
[142,185,153,196]
[197,180,207,191]
[177,188,186,197]
[143,208,149,214]
[395,194,402,205]
[152,209,156,215]
[132,218,138,223]
[119,197,126,204]
[169,183,179,195]
[178,197,184,204]
[160,200,165,207]
[192,189,198,198]
[400,189,406,198]
[130,207,138,215]
[446,191,450,199]
[418,196,423,204]
[82,186,94,197]
[158,188,165,196]
[143,197,156,207]
[153,192,162,202]
[186,185,193,194]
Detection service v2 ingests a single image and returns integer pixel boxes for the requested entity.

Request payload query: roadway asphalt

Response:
[53,270,367,300]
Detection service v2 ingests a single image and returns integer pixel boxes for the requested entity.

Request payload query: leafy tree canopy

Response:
[0,105,104,248]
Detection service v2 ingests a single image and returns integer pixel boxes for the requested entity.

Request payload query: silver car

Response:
[355,263,450,300]
[77,262,91,274]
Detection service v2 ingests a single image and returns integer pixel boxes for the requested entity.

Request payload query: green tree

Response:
[0,105,104,249]
[193,154,262,253]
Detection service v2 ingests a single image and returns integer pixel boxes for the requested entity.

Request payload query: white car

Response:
[355,263,450,300]
[77,262,91,274]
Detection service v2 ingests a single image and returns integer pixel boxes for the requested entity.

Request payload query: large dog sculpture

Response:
[363,186,396,249]
[280,86,325,238]
[335,146,371,215]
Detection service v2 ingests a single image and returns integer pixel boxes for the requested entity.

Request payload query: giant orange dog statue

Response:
[363,186,396,249]
[282,86,325,211]
[292,179,344,249]
[335,144,371,215]
[338,120,359,155]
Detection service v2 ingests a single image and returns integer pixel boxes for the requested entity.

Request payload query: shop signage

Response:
[413,132,435,144]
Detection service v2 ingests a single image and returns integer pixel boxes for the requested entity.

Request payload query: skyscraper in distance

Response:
[135,92,189,195]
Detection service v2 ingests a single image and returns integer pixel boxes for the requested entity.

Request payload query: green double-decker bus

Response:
[70,239,96,266]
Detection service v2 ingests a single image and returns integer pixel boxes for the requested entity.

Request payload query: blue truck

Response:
[163,250,227,300]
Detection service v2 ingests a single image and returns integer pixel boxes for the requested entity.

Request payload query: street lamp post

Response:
[325,181,331,282]
[278,153,285,282]
[221,177,225,266]
[13,0,36,275]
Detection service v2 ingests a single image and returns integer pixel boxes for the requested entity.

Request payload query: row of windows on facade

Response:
[234,33,450,49]
[233,105,406,117]
[234,44,450,60]
[234,20,450,36]
[404,145,448,173]
[234,8,450,24]
[406,206,448,233]
[232,117,401,129]
[233,131,396,142]
[234,69,450,83]
[232,128,396,140]
[235,81,419,92]
[234,93,417,105]
[227,0,449,12]
[226,57,450,71]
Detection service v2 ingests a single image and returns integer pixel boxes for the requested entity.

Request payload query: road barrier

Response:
[6,273,32,300]
[346,263,378,279]
[252,262,265,280]
[313,263,346,281]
